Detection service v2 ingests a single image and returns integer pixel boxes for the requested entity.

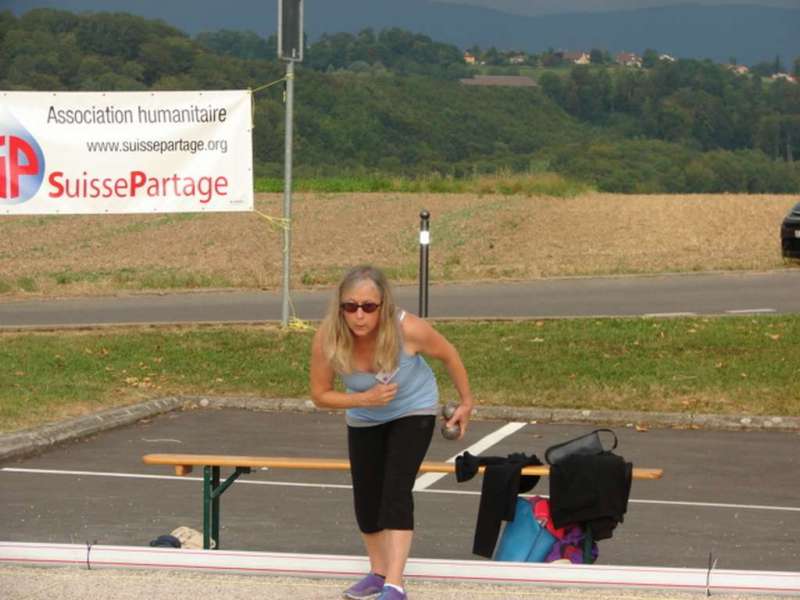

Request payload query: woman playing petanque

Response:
[310,265,475,600]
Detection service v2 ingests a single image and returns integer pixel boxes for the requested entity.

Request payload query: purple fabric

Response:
[545,524,599,564]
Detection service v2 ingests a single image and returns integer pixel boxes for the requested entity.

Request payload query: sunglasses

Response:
[340,301,382,314]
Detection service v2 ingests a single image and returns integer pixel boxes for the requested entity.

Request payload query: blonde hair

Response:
[320,265,400,374]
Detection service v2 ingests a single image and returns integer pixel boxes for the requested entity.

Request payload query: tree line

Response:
[539,60,800,163]
[1,9,798,193]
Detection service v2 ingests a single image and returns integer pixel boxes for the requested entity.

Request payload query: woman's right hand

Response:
[362,383,398,406]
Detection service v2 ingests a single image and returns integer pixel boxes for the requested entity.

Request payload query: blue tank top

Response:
[343,312,438,426]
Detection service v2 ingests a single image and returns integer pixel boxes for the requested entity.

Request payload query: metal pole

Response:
[202,466,212,550]
[211,466,220,549]
[418,210,430,317]
[281,60,295,327]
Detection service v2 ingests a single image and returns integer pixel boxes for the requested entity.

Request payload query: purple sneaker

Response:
[343,573,385,599]
[377,585,408,600]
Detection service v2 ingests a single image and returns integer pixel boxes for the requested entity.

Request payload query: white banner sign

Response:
[0,90,253,215]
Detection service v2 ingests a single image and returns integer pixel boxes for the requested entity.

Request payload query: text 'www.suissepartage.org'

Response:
[85,138,229,154]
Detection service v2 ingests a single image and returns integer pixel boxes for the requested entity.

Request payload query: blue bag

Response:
[494,497,557,562]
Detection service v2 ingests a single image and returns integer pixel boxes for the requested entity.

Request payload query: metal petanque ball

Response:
[441,424,460,440]
[441,402,460,439]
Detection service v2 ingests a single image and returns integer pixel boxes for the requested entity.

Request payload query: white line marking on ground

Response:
[725,308,776,314]
[625,497,800,512]
[412,422,527,491]
[420,488,800,512]
[4,466,800,513]
[643,312,696,318]
[1,467,353,490]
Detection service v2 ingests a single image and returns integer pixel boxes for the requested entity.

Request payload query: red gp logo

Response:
[0,135,41,199]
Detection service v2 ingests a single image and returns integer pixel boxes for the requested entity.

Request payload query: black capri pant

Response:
[347,415,436,533]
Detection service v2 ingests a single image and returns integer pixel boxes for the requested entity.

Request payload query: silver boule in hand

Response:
[442,401,457,420]
[441,424,461,440]
[441,402,460,440]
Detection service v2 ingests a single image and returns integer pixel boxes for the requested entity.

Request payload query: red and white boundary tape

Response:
[1,542,799,595]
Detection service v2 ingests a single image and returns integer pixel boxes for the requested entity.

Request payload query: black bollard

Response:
[418,210,430,317]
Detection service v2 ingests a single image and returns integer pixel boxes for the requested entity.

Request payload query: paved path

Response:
[2,271,799,597]
[0,270,798,328]
[2,409,798,571]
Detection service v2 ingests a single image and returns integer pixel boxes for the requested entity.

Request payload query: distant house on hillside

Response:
[616,52,642,67]
[726,64,750,76]
[562,51,590,64]
[509,54,526,65]
[771,72,798,83]
[659,54,676,63]
[459,75,537,87]
[463,51,476,65]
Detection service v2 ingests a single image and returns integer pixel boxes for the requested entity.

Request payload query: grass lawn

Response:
[253,172,589,196]
[1,315,797,433]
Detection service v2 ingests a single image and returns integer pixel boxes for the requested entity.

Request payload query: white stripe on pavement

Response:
[725,308,776,314]
[412,422,527,491]
[8,462,800,513]
[1,467,353,489]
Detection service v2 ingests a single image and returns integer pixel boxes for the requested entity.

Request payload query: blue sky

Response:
[7,1,799,17]
[436,0,800,15]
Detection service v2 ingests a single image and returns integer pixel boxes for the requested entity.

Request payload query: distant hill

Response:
[7,0,800,65]
[3,8,798,193]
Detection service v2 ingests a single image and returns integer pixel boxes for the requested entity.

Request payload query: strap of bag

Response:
[544,428,618,464]
[596,428,618,451]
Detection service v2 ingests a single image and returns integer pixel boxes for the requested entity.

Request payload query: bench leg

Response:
[202,465,250,550]
[203,465,250,550]
[203,466,221,550]
[203,466,211,549]
[211,466,221,549]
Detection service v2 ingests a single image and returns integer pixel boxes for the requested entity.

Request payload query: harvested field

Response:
[0,193,796,298]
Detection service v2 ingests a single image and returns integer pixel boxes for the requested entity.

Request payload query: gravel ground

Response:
[1,192,794,296]
[0,566,789,600]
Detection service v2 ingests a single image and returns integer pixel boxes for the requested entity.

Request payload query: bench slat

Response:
[142,453,663,480]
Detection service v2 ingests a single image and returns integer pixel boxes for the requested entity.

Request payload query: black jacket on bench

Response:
[455,451,544,558]
[549,453,633,541]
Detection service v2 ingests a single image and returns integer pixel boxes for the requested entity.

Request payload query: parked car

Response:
[782,201,800,258]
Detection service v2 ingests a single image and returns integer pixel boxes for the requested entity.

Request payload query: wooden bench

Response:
[143,453,663,551]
